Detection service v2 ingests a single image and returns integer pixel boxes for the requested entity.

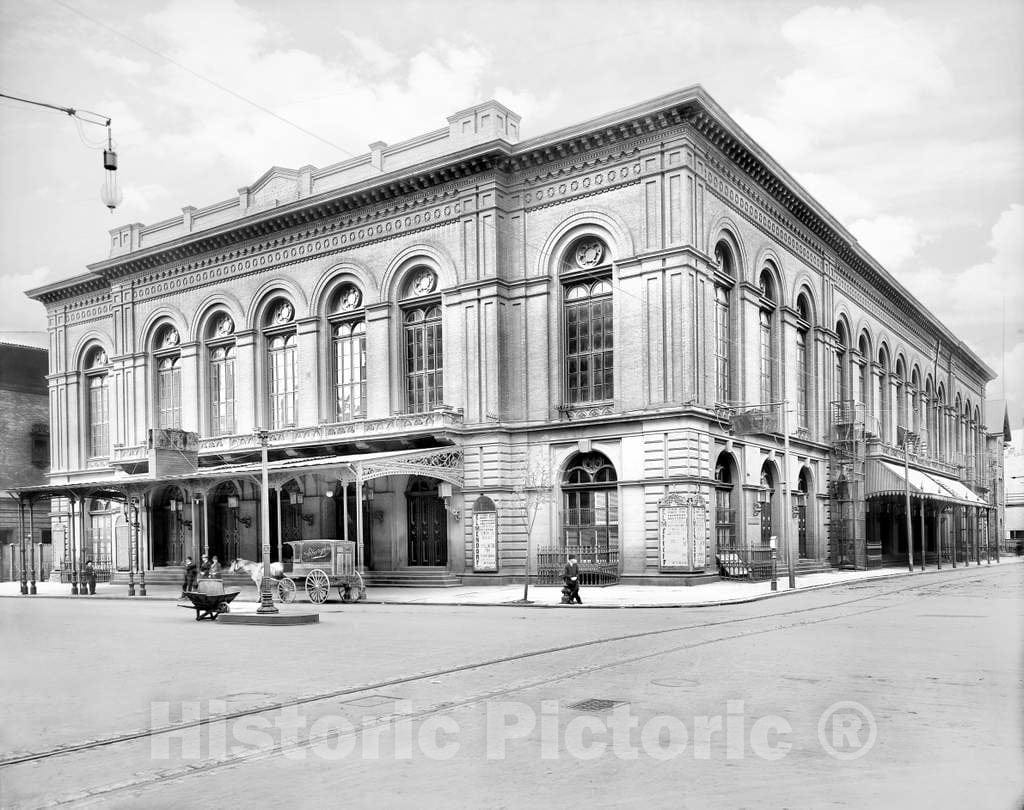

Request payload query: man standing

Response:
[182,556,198,596]
[83,559,97,595]
[199,554,211,579]
[563,553,582,604]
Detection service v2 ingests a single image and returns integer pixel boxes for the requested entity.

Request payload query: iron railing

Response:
[536,546,620,586]
[715,545,775,581]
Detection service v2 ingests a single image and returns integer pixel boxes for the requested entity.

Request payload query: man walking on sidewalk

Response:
[563,554,582,604]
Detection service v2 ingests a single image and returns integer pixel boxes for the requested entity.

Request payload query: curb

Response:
[5,559,1012,609]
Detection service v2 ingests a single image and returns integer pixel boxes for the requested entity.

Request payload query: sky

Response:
[1,0,1022,419]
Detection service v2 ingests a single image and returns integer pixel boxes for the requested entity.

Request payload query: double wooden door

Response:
[407,480,447,566]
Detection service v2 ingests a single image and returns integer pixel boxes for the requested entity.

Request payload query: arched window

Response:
[564,237,613,406]
[264,300,297,429]
[924,378,935,457]
[329,284,366,421]
[402,267,443,413]
[795,294,812,431]
[877,346,890,441]
[207,314,236,436]
[835,321,851,405]
[896,358,908,434]
[911,367,922,437]
[857,333,871,415]
[562,451,618,564]
[713,241,737,404]
[84,347,109,458]
[154,325,181,429]
[714,453,737,551]
[758,269,778,404]
[937,385,947,460]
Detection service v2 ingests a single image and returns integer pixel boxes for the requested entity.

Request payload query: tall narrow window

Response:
[207,315,236,436]
[85,348,109,458]
[268,334,297,428]
[835,322,851,406]
[758,270,777,404]
[565,279,614,404]
[330,284,366,421]
[335,322,366,420]
[264,300,297,429]
[153,326,182,429]
[404,305,443,413]
[713,241,735,405]
[796,295,811,431]
[157,357,182,428]
[896,359,908,433]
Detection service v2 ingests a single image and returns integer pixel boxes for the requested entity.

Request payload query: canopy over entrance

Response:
[865,461,987,506]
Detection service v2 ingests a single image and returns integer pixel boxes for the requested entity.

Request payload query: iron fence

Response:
[536,546,620,586]
[715,545,775,581]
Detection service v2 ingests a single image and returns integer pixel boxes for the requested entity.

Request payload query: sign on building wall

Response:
[472,495,498,572]
[659,493,709,572]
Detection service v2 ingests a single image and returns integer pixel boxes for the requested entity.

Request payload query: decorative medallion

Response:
[412,270,436,296]
[160,326,180,349]
[215,316,235,337]
[338,285,362,311]
[272,301,295,324]
[575,239,604,269]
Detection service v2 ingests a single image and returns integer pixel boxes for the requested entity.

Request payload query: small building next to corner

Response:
[0,342,52,582]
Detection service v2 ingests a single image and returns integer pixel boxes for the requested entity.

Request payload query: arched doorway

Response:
[406,477,447,566]
[796,468,811,558]
[714,452,738,553]
[562,451,618,565]
[759,462,777,547]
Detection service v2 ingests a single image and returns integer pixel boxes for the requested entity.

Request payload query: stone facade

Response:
[25,87,1000,585]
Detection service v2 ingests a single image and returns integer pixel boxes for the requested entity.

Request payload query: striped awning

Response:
[866,461,987,506]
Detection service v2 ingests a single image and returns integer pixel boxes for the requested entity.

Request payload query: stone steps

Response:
[362,569,463,588]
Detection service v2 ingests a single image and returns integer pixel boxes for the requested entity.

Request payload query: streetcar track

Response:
[2,565,1003,772]
[50,601,902,808]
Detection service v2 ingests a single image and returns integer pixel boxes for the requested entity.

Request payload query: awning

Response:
[926,474,988,506]
[866,461,987,506]
[9,445,464,498]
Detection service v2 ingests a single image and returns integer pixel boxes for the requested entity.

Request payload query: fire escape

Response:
[829,401,865,568]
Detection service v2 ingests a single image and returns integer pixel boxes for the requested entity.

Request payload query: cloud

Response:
[900,204,1024,405]
[80,48,150,77]
[0,266,52,346]
[849,215,928,269]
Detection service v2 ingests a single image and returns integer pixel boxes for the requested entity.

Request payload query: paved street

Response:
[1,563,1021,809]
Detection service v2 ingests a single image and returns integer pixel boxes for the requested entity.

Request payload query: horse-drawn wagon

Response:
[277,539,366,604]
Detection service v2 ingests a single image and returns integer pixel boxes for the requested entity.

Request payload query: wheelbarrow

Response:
[181,578,241,621]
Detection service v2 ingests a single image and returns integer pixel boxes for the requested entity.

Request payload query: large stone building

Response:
[0,342,52,585]
[20,86,1002,592]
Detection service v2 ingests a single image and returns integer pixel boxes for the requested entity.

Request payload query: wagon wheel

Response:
[305,569,330,604]
[277,577,296,603]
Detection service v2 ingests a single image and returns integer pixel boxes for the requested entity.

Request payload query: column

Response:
[365,303,391,418]
[234,330,257,433]
[295,317,320,427]
[179,342,199,432]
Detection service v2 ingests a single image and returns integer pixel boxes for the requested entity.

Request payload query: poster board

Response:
[472,495,498,572]
[658,493,709,572]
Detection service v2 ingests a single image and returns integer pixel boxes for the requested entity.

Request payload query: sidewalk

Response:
[2,557,1018,608]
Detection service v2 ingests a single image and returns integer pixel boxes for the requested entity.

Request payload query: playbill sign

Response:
[659,493,709,572]
[473,496,498,572]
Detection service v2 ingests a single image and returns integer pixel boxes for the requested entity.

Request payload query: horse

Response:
[229,558,285,599]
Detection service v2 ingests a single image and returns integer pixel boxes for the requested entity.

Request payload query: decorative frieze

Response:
[517,161,642,211]
[197,409,464,453]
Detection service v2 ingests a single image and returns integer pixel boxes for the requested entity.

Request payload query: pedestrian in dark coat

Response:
[182,557,198,596]
[199,554,211,578]
[209,556,222,579]
[84,559,97,595]
[562,554,582,604]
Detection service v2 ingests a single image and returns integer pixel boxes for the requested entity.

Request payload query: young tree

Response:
[511,447,554,602]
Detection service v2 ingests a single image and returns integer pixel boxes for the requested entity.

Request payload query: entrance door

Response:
[407,478,447,566]
[797,501,808,558]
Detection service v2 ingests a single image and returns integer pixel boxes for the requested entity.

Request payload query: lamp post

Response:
[255,429,277,614]
[18,497,28,595]
[901,430,916,572]
[27,497,37,595]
